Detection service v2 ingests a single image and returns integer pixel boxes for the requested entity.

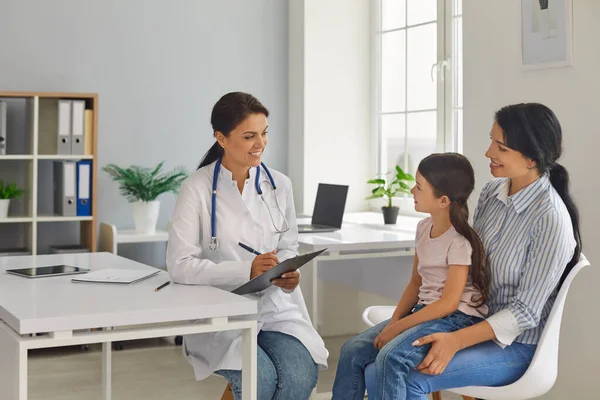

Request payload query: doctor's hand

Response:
[271,270,300,292]
[250,251,280,279]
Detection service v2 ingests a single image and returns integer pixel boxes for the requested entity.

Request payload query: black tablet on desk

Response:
[232,248,327,295]
[6,265,89,278]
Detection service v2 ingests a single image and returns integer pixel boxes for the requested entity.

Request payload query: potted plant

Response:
[365,165,415,224]
[0,181,25,219]
[103,162,188,234]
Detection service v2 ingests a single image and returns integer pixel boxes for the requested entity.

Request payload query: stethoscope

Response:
[209,157,290,251]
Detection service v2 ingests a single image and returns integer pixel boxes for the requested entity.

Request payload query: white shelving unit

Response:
[0,91,98,255]
[37,155,94,160]
[0,155,34,160]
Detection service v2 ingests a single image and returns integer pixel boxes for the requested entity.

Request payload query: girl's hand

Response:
[373,327,398,350]
[413,332,461,375]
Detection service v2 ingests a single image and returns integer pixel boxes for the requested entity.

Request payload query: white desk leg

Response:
[312,259,319,330]
[241,322,257,400]
[0,323,27,400]
[102,328,113,400]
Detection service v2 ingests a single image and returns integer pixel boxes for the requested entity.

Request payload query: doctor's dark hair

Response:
[198,92,270,169]
[495,103,581,288]
[418,153,489,307]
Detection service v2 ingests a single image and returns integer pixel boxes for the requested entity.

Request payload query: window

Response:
[374,0,463,177]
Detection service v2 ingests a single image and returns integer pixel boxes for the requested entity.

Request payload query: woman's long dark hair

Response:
[418,153,489,307]
[495,103,582,287]
[198,92,270,169]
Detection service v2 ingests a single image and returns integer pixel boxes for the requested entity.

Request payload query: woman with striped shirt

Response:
[400,103,582,397]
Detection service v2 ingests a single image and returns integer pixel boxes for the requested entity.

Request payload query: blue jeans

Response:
[399,339,536,399]
[332,305,484,400]
[216,330,317,400]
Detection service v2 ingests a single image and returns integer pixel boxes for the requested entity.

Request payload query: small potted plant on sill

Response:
[103,161,188,234]
[0,181,25,219]
[366,165,415,224]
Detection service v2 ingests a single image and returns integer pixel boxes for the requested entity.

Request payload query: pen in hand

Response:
[154,281,171,292]
[238,242,261,256]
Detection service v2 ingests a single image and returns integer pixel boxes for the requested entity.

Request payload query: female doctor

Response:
[167,92,328,400]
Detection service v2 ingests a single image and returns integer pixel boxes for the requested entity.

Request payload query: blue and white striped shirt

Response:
[473,174,576,346]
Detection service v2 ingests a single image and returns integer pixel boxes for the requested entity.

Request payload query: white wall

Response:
[0,0,289,263]
[288,0,372,215]
[463,0,600,398]
[289,0,410,337]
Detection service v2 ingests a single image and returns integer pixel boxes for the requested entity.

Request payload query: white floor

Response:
[28,336,462,400]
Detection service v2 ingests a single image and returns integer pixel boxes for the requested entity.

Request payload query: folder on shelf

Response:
[70,100,85,155]
[53,161,77,216]
[83,109,93,155]
[76,160,92,216]
[0,100,6,155]
[39,99,71,155]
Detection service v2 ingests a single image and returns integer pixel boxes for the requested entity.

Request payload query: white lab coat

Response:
[166,160,329,380]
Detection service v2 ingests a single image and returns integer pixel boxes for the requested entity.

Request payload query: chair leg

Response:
[221,383,234,400]
[431,390,474,400]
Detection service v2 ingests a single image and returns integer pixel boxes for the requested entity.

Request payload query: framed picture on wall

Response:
[520,0,573,69]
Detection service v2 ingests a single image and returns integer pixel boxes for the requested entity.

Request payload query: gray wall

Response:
[0,0,289,264]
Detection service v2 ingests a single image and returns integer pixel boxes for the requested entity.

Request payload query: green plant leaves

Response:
[365,164,415,202]
[102,162,188,202]
[0,181,25,200]
[395,165,415,182]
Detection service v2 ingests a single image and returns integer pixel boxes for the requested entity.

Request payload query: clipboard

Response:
[232,248,327,295]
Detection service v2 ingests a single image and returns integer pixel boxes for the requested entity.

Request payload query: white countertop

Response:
[342,212,422,233]
[0,252,257,335]
[114,229,169,244]
[296,213,419,252]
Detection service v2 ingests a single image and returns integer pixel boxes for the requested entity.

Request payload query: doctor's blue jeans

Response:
[331,305,536,400]
[216,330,317,400]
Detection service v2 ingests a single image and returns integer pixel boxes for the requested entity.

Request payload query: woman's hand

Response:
[272,271,300,292]
[250,251,279,279]
[413,332,461,375]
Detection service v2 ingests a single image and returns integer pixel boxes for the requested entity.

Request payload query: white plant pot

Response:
[0,199,9,219]
[131,200,160,234]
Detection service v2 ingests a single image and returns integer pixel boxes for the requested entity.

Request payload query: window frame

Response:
[371,0,462,181]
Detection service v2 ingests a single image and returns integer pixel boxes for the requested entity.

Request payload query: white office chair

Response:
[362,254,590,400]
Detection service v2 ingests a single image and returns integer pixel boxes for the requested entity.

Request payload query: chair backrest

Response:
[362,306,396,327]
[516,253,590,389]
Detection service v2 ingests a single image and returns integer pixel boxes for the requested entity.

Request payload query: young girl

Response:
[331,152,489,400]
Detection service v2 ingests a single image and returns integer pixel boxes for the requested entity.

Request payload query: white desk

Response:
[0,252,258,400]
[99,222,169,253]
[343,211,422,233]
[298,213,420,331]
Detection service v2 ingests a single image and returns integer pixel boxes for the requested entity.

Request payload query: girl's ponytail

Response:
[449,200,489,307]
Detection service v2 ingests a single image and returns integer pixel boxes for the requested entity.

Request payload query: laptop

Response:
[298,183,349,233]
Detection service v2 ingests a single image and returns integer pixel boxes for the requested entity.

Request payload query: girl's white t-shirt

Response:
[416,217,488,318]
